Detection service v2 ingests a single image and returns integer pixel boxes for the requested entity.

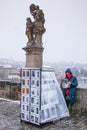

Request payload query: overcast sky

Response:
[0,0,87,64]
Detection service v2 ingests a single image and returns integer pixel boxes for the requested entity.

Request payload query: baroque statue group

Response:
[26,4,46,47]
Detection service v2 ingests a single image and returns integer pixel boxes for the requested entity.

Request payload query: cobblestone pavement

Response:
[0,99,87,130]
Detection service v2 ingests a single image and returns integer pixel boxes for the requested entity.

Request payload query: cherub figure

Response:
[25,17,33,43]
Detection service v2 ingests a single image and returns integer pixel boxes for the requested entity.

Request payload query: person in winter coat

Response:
[61,68,78,107]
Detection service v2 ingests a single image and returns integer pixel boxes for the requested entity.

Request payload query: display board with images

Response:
[30,69,41,125]
[21,69,31,122]
[20,68,41,125]
[41,70,69,123]
[20,68,69,125]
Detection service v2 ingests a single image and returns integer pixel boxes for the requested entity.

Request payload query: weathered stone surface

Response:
[70,88,87,114]
[0,99,87,130]
[26,4,46,44]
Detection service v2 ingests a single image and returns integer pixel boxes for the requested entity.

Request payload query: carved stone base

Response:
[23,45,44,68]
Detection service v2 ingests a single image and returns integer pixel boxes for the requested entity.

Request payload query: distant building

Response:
[8,71,20,80]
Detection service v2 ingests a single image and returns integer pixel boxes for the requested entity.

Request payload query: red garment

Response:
[66,72,72,79]
[65,88,69,95]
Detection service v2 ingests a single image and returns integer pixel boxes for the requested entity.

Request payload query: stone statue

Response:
[26,4,46,46]
[26,17,33,43]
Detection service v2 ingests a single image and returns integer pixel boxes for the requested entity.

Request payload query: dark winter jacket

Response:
[62,68,78,106]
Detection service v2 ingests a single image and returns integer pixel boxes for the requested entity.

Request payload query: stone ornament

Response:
[26,4,46,47]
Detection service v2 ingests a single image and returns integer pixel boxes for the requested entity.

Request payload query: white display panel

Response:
[20,69,41,125]
[41,70,69,123]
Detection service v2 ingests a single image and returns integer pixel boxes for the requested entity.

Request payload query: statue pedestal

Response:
[23,44,44,68]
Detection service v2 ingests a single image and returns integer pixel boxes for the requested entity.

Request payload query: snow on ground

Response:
[0,97,20,104]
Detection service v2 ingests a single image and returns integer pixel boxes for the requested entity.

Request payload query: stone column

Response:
[23,44,44,68]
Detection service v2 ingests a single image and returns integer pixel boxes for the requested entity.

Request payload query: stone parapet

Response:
[69,87,87,114]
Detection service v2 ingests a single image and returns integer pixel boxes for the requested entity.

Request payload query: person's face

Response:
[65,72,72,79]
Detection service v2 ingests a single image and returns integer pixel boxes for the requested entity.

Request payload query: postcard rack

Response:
[20,68,69,125]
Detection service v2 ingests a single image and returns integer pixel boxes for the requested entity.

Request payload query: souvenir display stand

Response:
[20,67,69,125]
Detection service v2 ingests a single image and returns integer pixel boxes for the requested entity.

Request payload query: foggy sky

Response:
[0,0,87,64]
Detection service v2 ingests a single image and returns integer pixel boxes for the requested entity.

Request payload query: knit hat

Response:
[65,68,72,74]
